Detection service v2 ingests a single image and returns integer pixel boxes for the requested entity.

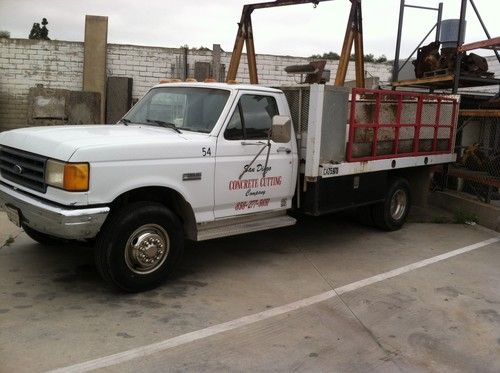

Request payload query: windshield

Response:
[123,87,230,133]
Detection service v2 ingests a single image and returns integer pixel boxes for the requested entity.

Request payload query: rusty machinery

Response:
[392,0,500,93]
[226,0,365,88]
[413,41,493,79]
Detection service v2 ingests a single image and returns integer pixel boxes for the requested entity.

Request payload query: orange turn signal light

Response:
[63,163,89,191]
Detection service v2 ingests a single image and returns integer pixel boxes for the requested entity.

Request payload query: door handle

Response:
[277,147,291,154]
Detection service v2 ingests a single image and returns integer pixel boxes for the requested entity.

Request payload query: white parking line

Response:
[49,237,499,373]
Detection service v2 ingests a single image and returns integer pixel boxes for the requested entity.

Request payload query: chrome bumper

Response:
[0,184,109,240]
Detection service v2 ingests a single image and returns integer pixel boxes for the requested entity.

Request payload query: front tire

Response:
[371,177,411,231]
[95,202,184,292]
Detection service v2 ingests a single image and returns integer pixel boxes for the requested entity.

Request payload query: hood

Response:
[0,124,211,162]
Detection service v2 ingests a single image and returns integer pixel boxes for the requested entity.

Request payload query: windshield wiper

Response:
[181,127,210,133]
[118,118,131,126]
[146,119,182,133]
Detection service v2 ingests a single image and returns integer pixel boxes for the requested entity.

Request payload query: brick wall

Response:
[0,39,84,131]
[106,45,393,98]
[106,44,181,100]
[0,38,392,131]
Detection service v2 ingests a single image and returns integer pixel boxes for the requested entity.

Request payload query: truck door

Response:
[214,92,295,218]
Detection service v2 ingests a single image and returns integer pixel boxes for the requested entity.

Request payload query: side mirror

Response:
[271,115,292,143]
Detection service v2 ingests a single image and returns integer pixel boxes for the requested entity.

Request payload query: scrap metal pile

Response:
[413,40,494,79]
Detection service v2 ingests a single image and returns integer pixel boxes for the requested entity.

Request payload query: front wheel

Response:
[371,177,411,231]
[95,202,184,292]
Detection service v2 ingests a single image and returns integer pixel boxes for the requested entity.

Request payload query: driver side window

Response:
[224,94,278,140]
[225,106,244,140]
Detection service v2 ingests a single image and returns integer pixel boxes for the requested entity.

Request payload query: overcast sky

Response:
[1,0,499,58]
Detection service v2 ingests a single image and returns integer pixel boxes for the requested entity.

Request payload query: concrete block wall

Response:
[0,38,392,131]
[106,44,183,100]
[0,39,84,131]
[219,52,393,86]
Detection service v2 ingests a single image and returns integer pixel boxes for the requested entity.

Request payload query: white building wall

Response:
[0,39,84,130]
[0,38,393,131]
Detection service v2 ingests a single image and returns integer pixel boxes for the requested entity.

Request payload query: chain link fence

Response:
[444,114,500,204]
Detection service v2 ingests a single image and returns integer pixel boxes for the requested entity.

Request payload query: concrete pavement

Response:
[0,211,21,247]
[0,210,498,372]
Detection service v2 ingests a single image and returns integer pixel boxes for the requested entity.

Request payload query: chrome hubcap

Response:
[390,189,407,221]
[124,224,170,274]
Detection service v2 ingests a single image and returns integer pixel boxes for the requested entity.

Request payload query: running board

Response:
[197,213,296,241]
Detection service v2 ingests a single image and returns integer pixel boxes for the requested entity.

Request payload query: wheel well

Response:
[390,166,432,206]
[110,186,197,240]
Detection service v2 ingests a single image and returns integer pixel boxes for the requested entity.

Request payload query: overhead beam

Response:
[244,0,331,11]
[226,0,335,83]
[459,36,500,52]
[459,109,500,118]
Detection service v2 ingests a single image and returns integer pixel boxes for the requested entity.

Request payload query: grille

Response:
[282,87,310,134]
[0,146,48,193]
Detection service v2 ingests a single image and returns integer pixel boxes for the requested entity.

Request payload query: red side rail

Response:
[346,88,459,162]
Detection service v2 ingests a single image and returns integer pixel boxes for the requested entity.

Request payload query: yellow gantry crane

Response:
[226,0,365,88]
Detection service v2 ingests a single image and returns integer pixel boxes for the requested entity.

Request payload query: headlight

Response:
[45,160,89,192]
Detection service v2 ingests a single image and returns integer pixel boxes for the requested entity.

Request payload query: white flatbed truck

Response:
[0,82,458,291]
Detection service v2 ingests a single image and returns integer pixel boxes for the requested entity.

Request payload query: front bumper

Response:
[0,183,109,240]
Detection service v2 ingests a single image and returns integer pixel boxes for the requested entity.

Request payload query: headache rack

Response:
[281,85,459,179]
[347,88,458,162]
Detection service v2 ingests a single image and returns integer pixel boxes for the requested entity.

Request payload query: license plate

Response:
[321,165,339,177]
[5,205,21,227]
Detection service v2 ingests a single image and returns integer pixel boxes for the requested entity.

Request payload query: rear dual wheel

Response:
[371,177,411,231]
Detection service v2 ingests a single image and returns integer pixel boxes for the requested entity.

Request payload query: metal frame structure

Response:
[392,1,443,84]
[452,0,500,92]
[452,107,500,204]
[392,0,500,94]
[226,0,365,88]
[346,88,459,162]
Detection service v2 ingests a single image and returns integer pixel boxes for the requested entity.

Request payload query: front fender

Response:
[87,158,215,223]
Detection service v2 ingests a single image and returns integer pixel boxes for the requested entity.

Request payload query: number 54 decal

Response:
[202,147,212,157]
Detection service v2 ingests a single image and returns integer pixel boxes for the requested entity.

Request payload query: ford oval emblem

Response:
[13,164,23,174]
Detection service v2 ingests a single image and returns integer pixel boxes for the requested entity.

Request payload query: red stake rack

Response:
[346,88,458,162]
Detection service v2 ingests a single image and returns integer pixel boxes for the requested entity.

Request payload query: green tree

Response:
[311,52,390,64]
[364,53,375,63]
[310,51,340,60]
